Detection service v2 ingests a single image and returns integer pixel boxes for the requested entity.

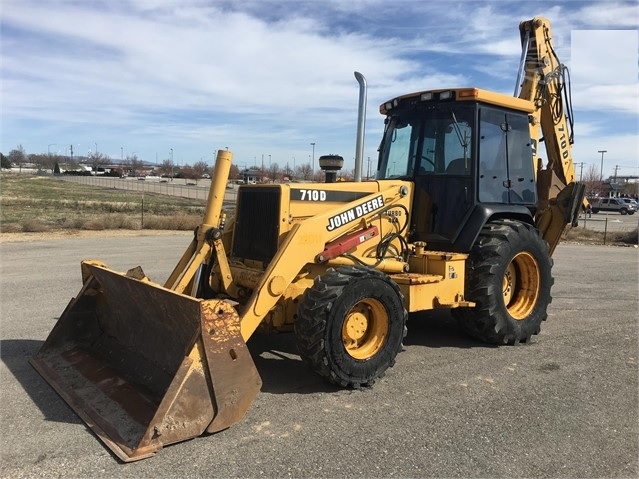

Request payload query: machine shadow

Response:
[1,339,81,425]
[404,309,493,349]
[247,332,340,395]
[248,309,491,395]
[4,312,489,418]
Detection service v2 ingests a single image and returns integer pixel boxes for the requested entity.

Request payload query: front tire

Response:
[454,219,553,344]
[294,266,407,387]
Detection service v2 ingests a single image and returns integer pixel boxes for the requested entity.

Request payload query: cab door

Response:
[478,107,536,205]
[411,107,475,245]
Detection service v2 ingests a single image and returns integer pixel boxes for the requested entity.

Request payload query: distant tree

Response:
[296,163,313,181]
[191,160,209,179]
[127,154,144,177]
[88,151,110,174]
[54,161,61,174]
[282,163,293,180]
[8,146,27,171]
[583,164,605,197]
[340,168,354,181]
[267,162,281,183]
[29,153,50,172]
[157,159,175,178]
[229,164,240,180]
[1,153,11,169]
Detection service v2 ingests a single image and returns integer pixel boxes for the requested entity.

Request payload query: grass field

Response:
[1,172,636,245]
[1,173,206,232]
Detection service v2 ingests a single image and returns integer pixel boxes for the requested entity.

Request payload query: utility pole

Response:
[574,162,585,182]
[598,150,607,181]
[613,165,621,183]
[310,142,316,176]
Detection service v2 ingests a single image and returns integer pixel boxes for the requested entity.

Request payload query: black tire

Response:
[620,208,628,215]
[294,266,407,388]
[453,219,553,345]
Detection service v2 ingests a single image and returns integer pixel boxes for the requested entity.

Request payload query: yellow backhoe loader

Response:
[31,17,584,461]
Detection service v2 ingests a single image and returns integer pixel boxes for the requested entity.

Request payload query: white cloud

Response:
[571,30,638,85]
[572,84,639,115]
[1,0,636,168]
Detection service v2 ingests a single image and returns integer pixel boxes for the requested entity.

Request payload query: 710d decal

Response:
[290,188,369,203]
[326,195,384,231]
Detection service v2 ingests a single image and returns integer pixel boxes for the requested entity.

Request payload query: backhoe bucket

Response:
[30,261,262,462]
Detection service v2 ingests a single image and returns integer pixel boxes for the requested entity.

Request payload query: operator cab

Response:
[377,88,537,252]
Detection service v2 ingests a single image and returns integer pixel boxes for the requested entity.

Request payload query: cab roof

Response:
[379,88,535,115]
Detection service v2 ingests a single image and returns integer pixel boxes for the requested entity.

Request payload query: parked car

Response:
[589,197,637,215]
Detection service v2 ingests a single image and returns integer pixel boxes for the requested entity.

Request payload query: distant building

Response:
[243,167,261,184]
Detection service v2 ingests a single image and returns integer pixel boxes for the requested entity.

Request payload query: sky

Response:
[1,0,638,178]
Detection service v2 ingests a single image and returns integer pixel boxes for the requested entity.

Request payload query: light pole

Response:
[310,142,315,175]
[598,150,607,182]
[575,162,585,182]
[170,148,174,180]
[48,143,57,156]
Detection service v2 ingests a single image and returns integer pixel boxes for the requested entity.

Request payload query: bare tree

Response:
[88,151,110,174]
[180,163,197,180]
[128,154,144,177]
[157,159,175,178]
[229,164,241,180]
[582,164,605,197]
[8,146,27,172]
[29,153,52,172]
[282,163,293,180]
[267,162,281,183]
[296,163,313,181]
[192,160,209,179]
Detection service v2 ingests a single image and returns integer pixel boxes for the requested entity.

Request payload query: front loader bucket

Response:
[30,261,262,462]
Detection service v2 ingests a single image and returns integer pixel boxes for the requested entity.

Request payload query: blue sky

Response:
[2,0,637,178]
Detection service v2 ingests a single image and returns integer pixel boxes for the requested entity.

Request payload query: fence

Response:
[59,175,238,203]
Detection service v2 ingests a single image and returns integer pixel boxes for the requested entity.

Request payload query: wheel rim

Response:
[342,298,389,360]
[502,252,540,320]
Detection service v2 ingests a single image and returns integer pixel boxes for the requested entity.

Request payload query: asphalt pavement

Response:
[1,234,637,478]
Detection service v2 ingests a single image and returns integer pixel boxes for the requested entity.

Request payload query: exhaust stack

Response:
[354,71,367,182]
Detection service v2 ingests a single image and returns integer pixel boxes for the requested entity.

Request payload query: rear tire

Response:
[294,266,407,387]
[453,219,553,344]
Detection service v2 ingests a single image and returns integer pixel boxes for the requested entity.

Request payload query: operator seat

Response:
[445,158,470,175]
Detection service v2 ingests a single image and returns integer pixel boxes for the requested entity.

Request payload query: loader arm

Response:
[517,17,585,254]
[30,149,262,462]
[237,183,412,341]
[164,149,233,294]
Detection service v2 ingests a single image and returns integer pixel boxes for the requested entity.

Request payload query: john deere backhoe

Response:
[31,17,584,461]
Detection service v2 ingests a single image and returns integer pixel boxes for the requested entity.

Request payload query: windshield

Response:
[378,105,474,179]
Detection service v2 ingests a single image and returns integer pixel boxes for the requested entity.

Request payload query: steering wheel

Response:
[420,156,436,170]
